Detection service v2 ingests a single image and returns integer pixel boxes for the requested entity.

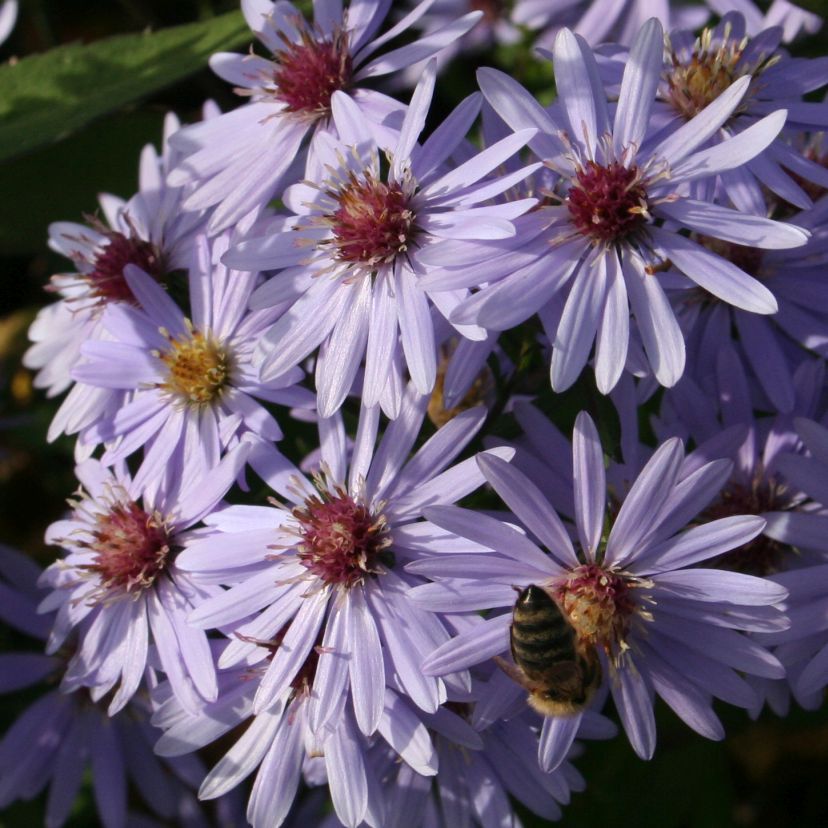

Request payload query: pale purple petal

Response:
[254,589,329,714]
[422,613,510,675]
[476,453,578,568]
[611,662,656,760]
[538,711,583,773]
[650,227,778,314]
[572,411,606,561]
[422,504,554,571]
[605,438,684,566]
[613,18,663,155]
[346,587,385,735]
[657,198,808,249]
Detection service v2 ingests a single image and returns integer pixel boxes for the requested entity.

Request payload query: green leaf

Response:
[0,109,166,256]
[0,10,249,161]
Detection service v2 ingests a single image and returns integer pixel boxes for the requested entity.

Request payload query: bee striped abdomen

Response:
[511,585,577,679]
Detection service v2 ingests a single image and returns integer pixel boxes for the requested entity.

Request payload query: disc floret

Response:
[705,475,791,575]
[272,23,353,118]
[158,326,231,407]
[665,25,775,121]
[326,170,417,270]
[552,563,642,655]
[293,480,393,588]
[82,500,171,595]
[566,161,649,245]
[85,231,164,304]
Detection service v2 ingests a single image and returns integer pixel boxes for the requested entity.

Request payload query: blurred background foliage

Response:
[1,1,828,826]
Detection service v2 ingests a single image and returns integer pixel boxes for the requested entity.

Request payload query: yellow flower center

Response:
[159,330,230,406]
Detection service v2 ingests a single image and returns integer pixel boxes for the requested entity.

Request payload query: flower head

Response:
[39,445,249,714]
[69,232,312,488]
[23,113,207,449]
[177,386,512,736]
[226,62,537,417]
[410,411,787,767]
[0,547,208,828]
[442,19,807,395]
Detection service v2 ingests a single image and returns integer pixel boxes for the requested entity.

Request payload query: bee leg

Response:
[494,655,530,687]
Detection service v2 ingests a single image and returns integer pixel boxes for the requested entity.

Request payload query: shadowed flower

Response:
[0,546,209,828]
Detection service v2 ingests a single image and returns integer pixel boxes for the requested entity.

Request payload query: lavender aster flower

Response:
[224,61,537,417]
[23,113,206,450]
[668,198,828,413]
[168,0,483,234]
[513,0,709,49]
[755,415,828,708]
[38,445,249,714]
[435,19,807,394]
[0,546,207,828]
[410,411,787,767]
[707,0,822,43]
[659,12,828,211]
[366,701,601,827]
[153,663,440,828]
[176,386,512,738]
[70,233,312,489]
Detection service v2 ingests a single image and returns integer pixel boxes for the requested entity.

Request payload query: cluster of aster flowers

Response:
[4,0,828,825]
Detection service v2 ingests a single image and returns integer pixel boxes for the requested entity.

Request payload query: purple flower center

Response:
[294,485,392,588]
[704,478,788,575]
[553,563,636,651]
[158,330,230,406]
[566,162,648,244]
[85,502,170,593]
[273,24,353,118]
[330,172,416,267]
[88,232,164,304]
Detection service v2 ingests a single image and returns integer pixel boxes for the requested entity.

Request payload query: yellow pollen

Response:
[159,330,230,406]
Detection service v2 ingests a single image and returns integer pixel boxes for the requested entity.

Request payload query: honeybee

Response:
[497,584,601,717]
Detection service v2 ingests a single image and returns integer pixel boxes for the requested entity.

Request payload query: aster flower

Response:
[70,232,313,490]
[224,61,538,417]
[38,445,249,714]
[667,197,828,413]
[657,11,828,212]
[23,112,207,450]
[365,700,603,828]
[409,411,788,768]
[0,546,207,828]
[434,19,808,394]
[168,0,484,234]
[754,415,828,709]
[176,385,513,742]
[656,351,826,587]
[153,662,440,828]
